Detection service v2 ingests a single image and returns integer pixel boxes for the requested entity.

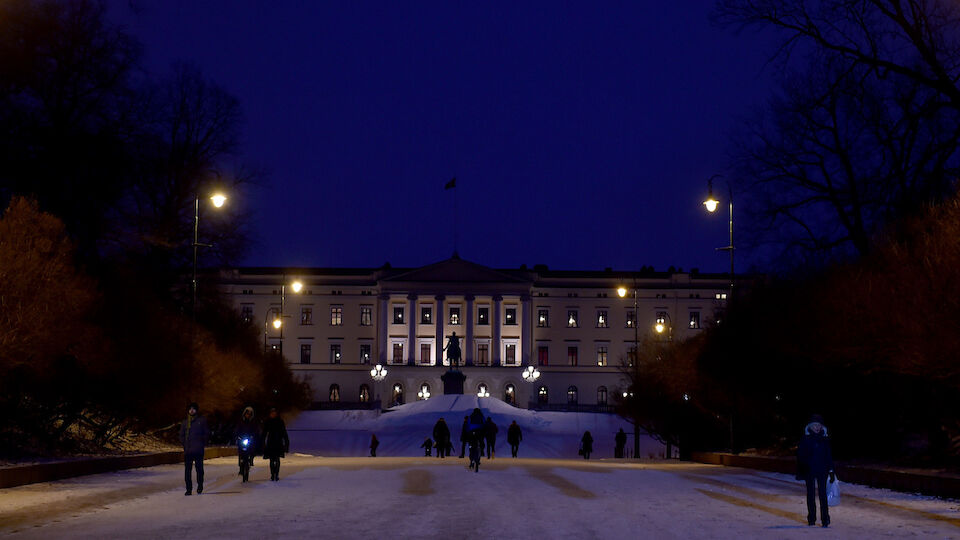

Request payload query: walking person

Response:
[432,418,450,458]
[262,407,290,481]
[483,417,498,459]
[580,430,593,460]
[179,402,209,496]
[796,414,835,527]
[615,428,627,458]
[469,407,485,455]
[468,431,482,472]
[370,433,379,457]
[459,416,470,458]
[507,420,522,458]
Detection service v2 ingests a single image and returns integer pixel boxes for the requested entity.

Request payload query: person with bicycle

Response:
[236,406,259,482]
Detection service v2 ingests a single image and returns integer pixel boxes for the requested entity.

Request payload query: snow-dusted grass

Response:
[288,394,666,459]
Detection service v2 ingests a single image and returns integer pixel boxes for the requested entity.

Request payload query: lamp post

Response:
[521,365,540,408]
[417,383,431,401]
[703,174,734,296]
[654,312,673,341]
[617,284,642,460]
[369,364,387,412]
[192,192,227,317]
[263,278,303,356]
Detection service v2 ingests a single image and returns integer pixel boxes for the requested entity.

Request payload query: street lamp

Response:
[418,384,431,401]
[654,312,672,341]
[477,384,490,398]
[617,283,643,460]
[263,278,303,355]
[521,365,541,383]
[192,192,228,317]
[369,364,387,411]
[703,174,734,295]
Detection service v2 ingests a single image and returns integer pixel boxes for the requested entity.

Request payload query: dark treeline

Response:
[619,0,960,467]
[0,0,308,457]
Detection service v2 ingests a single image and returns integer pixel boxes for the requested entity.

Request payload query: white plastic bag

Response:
[826,476,841,506]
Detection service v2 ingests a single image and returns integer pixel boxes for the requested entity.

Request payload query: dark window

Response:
[504,343,517,365]
[537,309,549,327]
[361,306,372,326]
[567,386,578,404]
[626,310,636,328]
[240,304,253,323]
[597,386,608,405]
[392,343,404,364]
[596,310,608,328]
[359,384,370,403]
[330,306,342,326]
[567,310,579,328]
[537,346,549,366]
[393,306,404,324]
[330,344,341,364]
[537,385,548,405]
[301,306,313,325]
[567,346,578,366]
[478,307,489,325]
[420,343,431,364]
[421,306,432,324]
[449,307,460,325]
[689,311,701,329]
[627,345,637,367]
[476,343,489,366]
[300,344,311,364]
[505,307,517,325]
[360,344,371,364]
[329,384,340,402]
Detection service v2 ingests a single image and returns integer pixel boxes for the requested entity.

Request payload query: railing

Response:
[308,400,381,411]
[527,402,617,413]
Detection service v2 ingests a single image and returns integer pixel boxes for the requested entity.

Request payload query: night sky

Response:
[110,1,777,273]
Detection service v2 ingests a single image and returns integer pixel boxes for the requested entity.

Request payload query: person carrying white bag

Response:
[796,414,836,528]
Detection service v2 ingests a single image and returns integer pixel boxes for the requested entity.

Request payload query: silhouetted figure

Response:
[507,420,522,458]
[797,414,835,527]
[444,332,462,367]
[580,431,593,459]
[484,417,498,459]
[459,416,470,458]
[432,418,450,458]
[370,434,379,457]
[615,428,627,458]
[468,431,482,472]
[421,437,433,456]
[262,408,289,481]
[180,402,209,496]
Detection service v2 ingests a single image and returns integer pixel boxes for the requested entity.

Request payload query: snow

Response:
[288,394,666,459]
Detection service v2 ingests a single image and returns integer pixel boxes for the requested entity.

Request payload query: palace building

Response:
[220,256,729,410]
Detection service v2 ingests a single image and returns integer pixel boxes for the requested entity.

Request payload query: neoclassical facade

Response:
[220,257,729,409]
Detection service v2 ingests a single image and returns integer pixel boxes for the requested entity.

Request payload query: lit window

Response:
[240,304,253,323]
[596,310,608,328]
[301,306,313,325]
[393,383,404,405]
[537,385,548,405]
[505,307,517,325]
[300,344,311,364]
[329,384,340,402]
[330,344,341,364]
[597,346,608,366]
[478,307,489,325]
[504,343,517,365]
[330,306,343,326]
[449,307,460,325]
[393,306,404,324]
[360,344,371,364]
[567,386,578,404]
[689,311,701,329]
[504,384,516,404]
[567,310,579,328]
[359,384,370,403]
[625,310,636,328]
[360,306,372,326]
[392,343,404,364]
[537,309,549,327]
[421,306,432,324]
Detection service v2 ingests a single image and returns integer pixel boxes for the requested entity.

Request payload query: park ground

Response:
[1,455,959,539]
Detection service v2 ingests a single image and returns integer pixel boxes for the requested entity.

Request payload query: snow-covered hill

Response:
[287,395,666,459]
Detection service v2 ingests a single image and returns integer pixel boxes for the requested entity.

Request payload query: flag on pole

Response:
[444,177,456,190]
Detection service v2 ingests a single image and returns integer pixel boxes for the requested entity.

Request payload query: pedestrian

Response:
[459,416,470,458]
[421,437,433,456]
[468,431,482,473]
[507,420,522,458]
[469,407,486,454]
[179,402,209,496]
[262,407,290,481]
[615,428,627,458]
[796,414,835,528]
[580,430,593,460]
[484,417,498,459]
[432,418,450,458]
[370,433,379,457]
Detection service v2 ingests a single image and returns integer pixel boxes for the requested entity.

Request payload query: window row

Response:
[535,385,609,405]
[390,305,519,326]
[536,345,613,366]
[537,309,702,329]
[299,343,372,365]
[242,304,374,327]
[387,342,519,366]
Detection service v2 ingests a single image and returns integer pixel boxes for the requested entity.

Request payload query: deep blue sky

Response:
[111,1,776,273]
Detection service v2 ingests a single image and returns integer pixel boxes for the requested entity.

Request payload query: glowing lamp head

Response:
[655,322,665,334]
[703,197,719,213]
[291,281,303,293]
[272,318,282,329]
[617,287,627,298]
[210,193,227,208]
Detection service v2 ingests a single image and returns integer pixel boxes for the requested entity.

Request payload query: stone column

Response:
[434,294,445,366]
[492,295,502,366]
[378,293,389,364]
[407,293,417,366]
[521,293,532,366]
[465,295,474,366]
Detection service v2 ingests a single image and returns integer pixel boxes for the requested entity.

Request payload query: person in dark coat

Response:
[261,407,290,481]
[467,431,482,472]
[236,406,259,469]
[432,418,450,458]
[370,433,379,457]
[796,414,835,527]
[506,420,522,458]
[468,407,486,454]
[614,428,627,458]
[179,402,209,496]
[483,417,498,459]
[421,437,433,456]
[459,416,470,458]
[580,430,594,459]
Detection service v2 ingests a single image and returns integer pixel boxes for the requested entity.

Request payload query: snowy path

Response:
[2,456,958,539]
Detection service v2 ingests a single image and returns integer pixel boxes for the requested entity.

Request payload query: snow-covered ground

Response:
[3,456,959,539]
[288,394,667,459]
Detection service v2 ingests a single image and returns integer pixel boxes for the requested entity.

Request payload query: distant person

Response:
[262,407,290,481]
[468,431,482,472]
[469,407,486,454]
[580,431,593,460]
[615,428,627,458]
[507,420,522,458]
[179,402,209,496]
[370,434,379,457]
[236,406,259,478]
[484,417,498,459]
[432,418,450,458]
[796,414,835,528]
[421,437,433,456]
[459,416,470,458]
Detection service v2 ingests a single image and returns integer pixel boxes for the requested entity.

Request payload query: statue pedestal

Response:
[441,369,466,395]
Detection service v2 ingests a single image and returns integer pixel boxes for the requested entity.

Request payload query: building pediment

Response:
[381,256,530,285]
